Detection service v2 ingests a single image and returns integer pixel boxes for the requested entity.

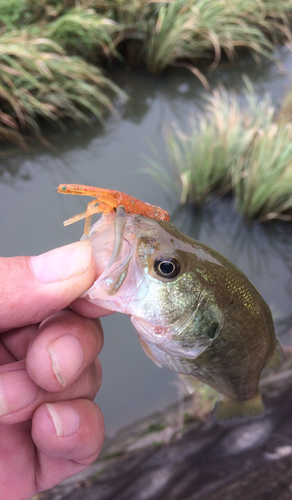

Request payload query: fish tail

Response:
[213,392,264,423]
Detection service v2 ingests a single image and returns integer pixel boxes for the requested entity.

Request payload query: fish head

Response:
[84,208,223,361]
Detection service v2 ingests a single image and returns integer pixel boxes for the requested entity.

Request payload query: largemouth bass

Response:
[82,207,282,422]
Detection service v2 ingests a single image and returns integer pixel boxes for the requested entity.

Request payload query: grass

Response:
[143,422,166,434]
[232,85,292,221]
[0,0,74,30]
[1,0,292,146]
[0,31,124,146]
[147,84,272,205]
[44,7,120,61]
[233,123,292,221]
[142,0,292,76]
[147,82,292,221]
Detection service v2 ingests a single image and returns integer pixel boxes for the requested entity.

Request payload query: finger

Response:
[33,399,104,462]
[0,357,102,425]
[26,310,103,392]
[1,324,39,363]
[0,241,96,332]
[0,342,15,366]
[32,400,104,490]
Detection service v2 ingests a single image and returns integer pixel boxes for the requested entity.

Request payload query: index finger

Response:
[0,242,96,331]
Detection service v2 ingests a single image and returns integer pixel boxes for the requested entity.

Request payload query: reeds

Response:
[148,83,292,221]
[3,1,292,72]
[232,87,292,221]
[142,0,292,75]
[233,124,292,222]
[44,7,120,60]
[0,32,123,145]
[1,0,292,146]
[0,0,72,30]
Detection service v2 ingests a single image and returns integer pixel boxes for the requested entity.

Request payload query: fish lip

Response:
[131,316,211,360]
[83,210,140,306]
[88,236,133,299]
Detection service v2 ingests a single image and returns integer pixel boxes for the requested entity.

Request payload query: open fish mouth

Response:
[83,207,139,309]
[100,206,129,274]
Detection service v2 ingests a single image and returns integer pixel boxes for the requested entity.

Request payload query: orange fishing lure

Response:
[58,184,170,235]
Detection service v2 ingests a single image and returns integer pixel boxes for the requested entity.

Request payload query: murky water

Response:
[1,46,292,434]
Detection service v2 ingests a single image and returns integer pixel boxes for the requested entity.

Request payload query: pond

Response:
[1,46,292,434]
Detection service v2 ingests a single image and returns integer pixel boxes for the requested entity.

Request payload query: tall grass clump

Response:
[142,0,292,76]
[87,0,157,68]
[44,7,120,60]
[148,85,273,206]
[149,82,292,221]
[232,88,292,221]
[233,124,292,221]
[0,32,123,145]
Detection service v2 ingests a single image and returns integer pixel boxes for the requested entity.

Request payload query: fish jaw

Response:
[82,212,117,278]
[82,211,146,312]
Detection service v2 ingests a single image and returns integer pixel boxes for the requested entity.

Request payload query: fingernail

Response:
[47,334,84,387]
[46,403,80,437]
[30,241,92,284]
[0,370,38,416]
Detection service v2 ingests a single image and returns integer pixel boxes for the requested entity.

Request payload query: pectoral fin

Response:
[179,374,198,394]
[213,392,265,423]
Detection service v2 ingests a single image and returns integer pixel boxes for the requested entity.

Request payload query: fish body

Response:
[83,208,281,421]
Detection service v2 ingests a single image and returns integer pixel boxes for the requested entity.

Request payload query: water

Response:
[1,47,292,434]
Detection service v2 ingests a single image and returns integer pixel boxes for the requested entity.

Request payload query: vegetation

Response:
[143,422,166,434]
[148,83,292,222]
[43,8,120,60]
[142,0,289,76]
[0,2,123,145]
[0,32,123,146]
[1,0,292,145]
[233,126,292,222]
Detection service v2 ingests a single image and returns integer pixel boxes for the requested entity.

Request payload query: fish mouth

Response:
[101,206,129,273]
[131,316,210,360]
[83,207,139,309]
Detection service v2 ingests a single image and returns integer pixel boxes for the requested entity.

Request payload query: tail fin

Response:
[213,392,265,423]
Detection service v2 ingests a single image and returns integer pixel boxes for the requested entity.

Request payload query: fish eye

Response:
[154,255,181,279]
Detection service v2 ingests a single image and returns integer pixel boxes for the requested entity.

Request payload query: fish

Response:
[81,206,282,423]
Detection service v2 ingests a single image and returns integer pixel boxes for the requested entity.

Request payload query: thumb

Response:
[0,241,96,331]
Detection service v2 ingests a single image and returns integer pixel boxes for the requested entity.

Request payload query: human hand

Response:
[0,241,108,499]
